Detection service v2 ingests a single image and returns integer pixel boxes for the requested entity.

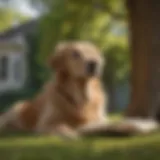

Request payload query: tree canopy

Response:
[34,0,130,85]
[0,7,29,32]
[0,0,130,85]
[0,0,130,111]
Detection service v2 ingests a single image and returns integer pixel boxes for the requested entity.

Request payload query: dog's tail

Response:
[79,118,159,137]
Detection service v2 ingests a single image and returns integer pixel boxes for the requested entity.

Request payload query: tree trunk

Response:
[126,0,160,121]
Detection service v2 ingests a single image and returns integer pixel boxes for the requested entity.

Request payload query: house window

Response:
[14,59,22,81]
[0,56,8,81]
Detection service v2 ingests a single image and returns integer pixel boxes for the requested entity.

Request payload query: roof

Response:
[0,19,39,40]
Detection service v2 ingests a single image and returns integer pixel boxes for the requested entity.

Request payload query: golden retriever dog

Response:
[0,41,107,138]
[0,41,158,138]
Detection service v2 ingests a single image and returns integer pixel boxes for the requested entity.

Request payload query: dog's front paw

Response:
[53,124,80,140]
[59,131,80,140]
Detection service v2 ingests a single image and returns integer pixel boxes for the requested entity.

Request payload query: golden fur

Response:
[0,41,159,138]
[0,41,107,138]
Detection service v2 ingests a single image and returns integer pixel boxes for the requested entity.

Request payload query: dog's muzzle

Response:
[86,60,98,76]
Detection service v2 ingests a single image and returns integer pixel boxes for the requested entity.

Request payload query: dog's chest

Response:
[50,80,105,128]
[71,81,94,103]
[67,82,104,127]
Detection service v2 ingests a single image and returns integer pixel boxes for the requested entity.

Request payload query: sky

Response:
[0,0,40,18]
[14,0,39,18]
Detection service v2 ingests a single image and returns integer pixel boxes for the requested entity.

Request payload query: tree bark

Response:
[126,0,160,121]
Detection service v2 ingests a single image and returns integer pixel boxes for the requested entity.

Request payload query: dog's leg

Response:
[78,118,159,137]
[36,122,79,140]
[50,124,79,140]
[35,101,54,134]
[119,118,159,134]
[35,103,79,139]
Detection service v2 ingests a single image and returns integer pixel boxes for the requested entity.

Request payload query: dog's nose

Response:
[87,60,97,75]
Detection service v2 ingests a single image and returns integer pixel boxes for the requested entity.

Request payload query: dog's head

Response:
[48,41,104,78]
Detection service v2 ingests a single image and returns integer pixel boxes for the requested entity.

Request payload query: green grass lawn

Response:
[0,114,159,160]
[0,133,160,160]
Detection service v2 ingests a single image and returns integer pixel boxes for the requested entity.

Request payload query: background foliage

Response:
[0,0,130,111]
[35,0,130,110]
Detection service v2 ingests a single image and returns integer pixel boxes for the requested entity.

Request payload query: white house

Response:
[0,19,38,93]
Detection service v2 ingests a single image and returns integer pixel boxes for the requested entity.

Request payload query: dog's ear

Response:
[47,54,61,70]
[47,42,68,70]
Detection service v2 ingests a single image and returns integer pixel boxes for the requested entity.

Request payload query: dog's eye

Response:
[72,50,81,59]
